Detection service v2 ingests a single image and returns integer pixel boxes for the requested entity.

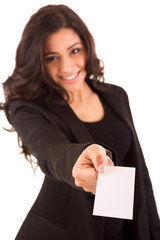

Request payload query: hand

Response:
[72,144,114,194]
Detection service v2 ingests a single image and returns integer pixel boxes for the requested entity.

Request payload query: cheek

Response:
[45,64,57,77]
[78,56,86,69]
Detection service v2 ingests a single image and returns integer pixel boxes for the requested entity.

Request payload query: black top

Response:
[83,98,133,240]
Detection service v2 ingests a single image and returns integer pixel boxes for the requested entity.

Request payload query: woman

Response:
[0,4,160,240]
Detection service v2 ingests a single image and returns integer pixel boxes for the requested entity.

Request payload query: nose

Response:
[59,56,73,73]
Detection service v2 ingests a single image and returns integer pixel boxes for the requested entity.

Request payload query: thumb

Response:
[90,144,114,173]
[98,155,114,173]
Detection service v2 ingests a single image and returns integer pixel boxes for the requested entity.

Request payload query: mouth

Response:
[60,71,80,82]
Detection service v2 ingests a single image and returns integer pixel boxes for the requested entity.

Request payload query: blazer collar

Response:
[87,79,134,131]
[97,88,134,132]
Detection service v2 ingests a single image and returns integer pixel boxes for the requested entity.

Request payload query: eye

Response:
[71,48,81,55]
[45,55,58,62]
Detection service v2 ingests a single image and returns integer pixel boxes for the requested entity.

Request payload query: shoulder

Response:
[93,81,128,97]
[8,98,60,124]
[8,98,69,129]
[8,98,43,116]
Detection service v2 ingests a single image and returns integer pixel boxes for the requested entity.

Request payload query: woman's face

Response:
[43,28,87,94]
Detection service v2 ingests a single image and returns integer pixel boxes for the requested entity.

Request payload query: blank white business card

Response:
[93,166,136,220]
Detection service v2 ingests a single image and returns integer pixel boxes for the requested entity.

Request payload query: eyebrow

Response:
[43,42,82,56]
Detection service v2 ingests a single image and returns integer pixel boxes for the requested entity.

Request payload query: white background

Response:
[0,0,160,239]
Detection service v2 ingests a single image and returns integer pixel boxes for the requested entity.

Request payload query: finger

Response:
[108,157,114,166]
[83,186,96,195]
[74,177,97,188]
[98,155,114,173]
[89,146,107,171]
[75,167,98,187]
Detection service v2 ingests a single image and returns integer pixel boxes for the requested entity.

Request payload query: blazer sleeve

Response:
[8,99,92,188]
[121,89,160,238]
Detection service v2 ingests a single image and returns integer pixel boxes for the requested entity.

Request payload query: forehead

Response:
[44,28,82,51]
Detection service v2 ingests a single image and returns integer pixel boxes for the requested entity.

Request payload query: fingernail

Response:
[98,164,107,173]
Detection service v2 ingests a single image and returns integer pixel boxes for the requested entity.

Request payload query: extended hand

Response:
[72,144,114,194]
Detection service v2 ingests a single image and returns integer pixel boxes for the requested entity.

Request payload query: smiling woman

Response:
[0,4,160,240]
[43,28,87,94]
[1,4,103,106]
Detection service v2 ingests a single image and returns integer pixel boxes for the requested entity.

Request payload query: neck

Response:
[68,81,93,104]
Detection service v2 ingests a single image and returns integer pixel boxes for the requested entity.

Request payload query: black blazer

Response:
[9,81,160,240]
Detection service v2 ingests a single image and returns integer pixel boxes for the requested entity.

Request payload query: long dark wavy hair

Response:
[0,4,104,168]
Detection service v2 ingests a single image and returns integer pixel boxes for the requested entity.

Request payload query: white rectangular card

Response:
[93,166,136,220]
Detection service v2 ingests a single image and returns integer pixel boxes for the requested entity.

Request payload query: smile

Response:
[60,71,80,82]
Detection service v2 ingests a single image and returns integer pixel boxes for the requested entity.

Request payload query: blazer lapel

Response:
[48,103,93,143]
[98,88,134,133]
[86,79,134,132]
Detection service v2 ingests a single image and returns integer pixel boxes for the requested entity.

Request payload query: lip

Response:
[60,71,80,83]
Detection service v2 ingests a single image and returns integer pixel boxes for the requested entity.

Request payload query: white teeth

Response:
[62,73,77,80]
